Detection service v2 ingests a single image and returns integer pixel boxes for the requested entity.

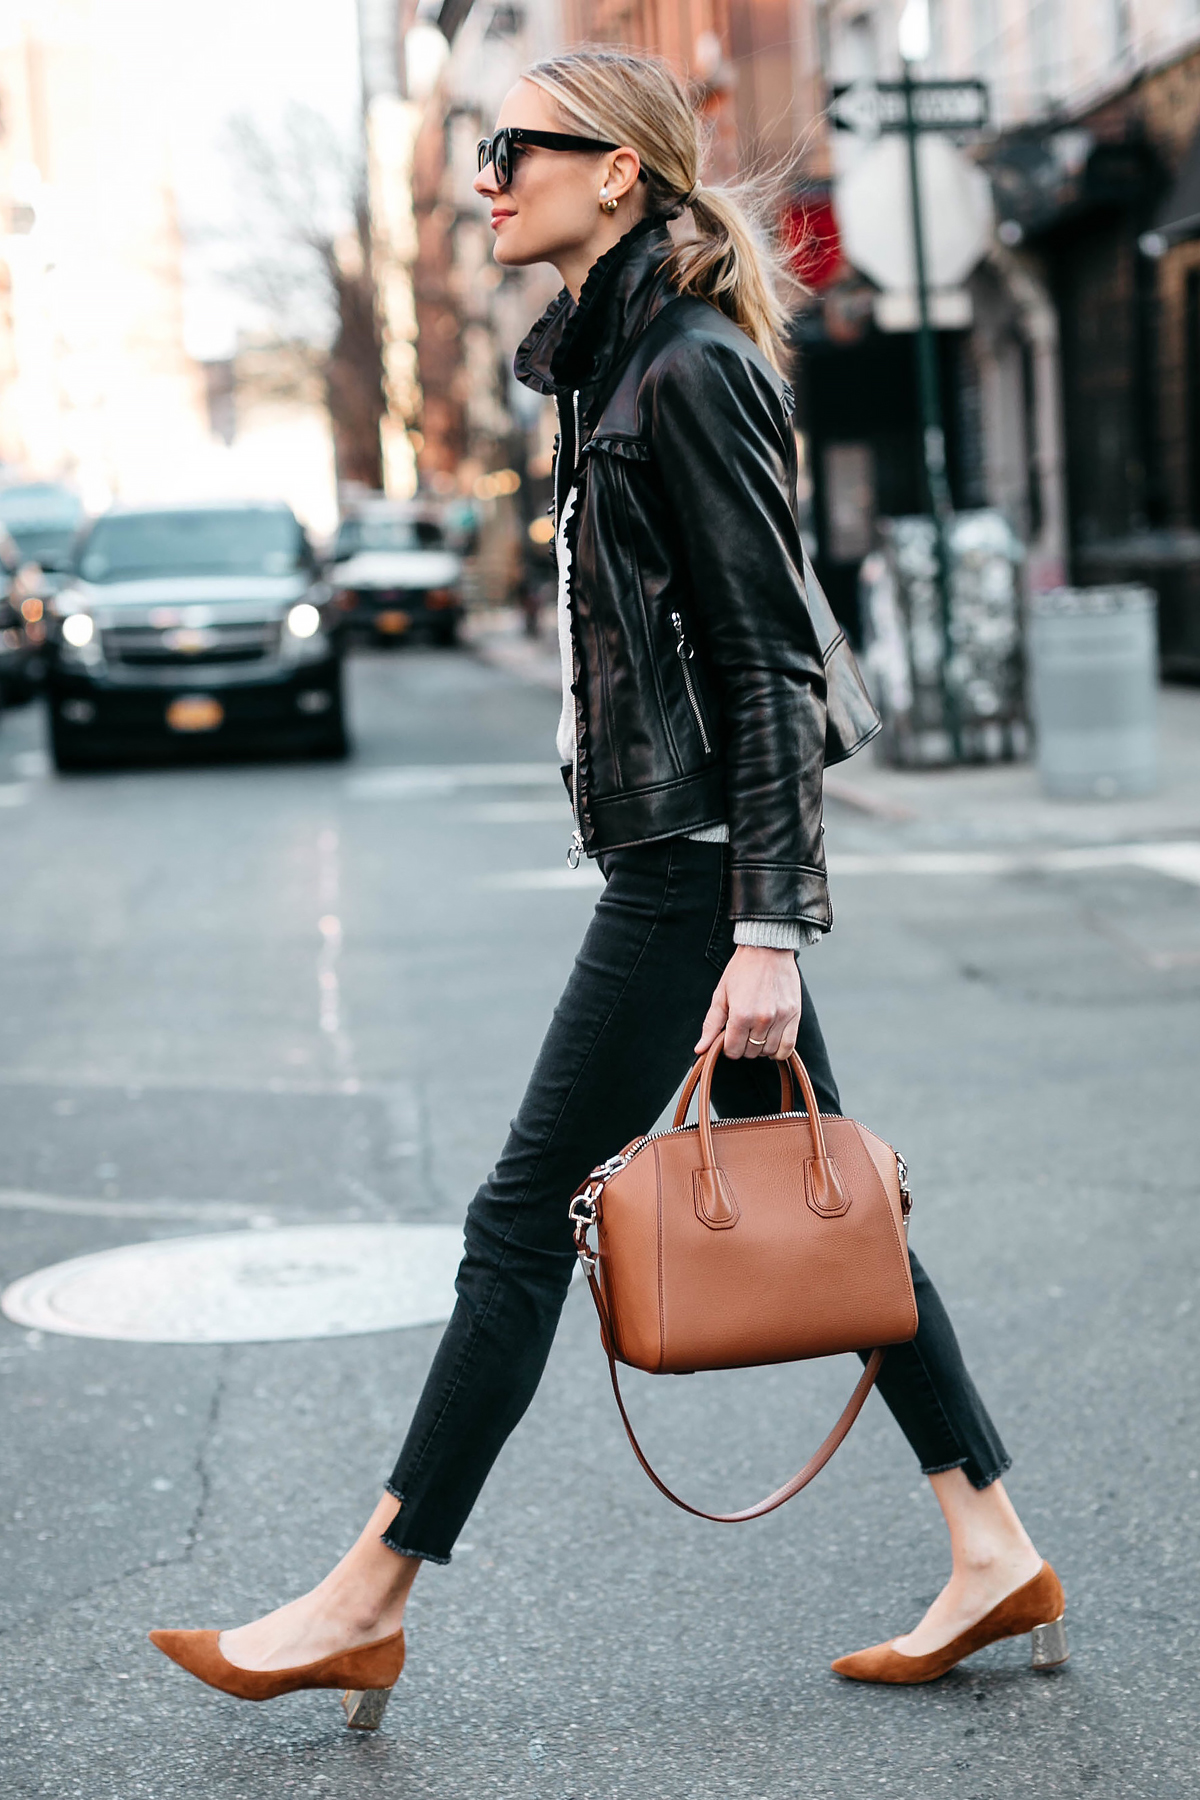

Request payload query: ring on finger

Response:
[748,1035,768,1046]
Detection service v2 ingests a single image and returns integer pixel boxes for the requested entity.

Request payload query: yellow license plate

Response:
[166,695,224,732]
[376,609,411,634]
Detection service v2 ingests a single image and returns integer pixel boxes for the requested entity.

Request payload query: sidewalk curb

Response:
[463,609,1200,850]
[464,609,560,692]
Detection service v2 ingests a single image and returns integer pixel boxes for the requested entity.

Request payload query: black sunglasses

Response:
[476,127,649,191]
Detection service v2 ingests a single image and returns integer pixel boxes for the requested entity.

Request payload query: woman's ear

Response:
[601,146,643,205]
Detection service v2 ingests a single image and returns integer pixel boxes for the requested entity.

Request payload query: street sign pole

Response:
[901,59,961,759]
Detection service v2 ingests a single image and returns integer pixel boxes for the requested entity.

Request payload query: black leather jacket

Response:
[514,219,879,931]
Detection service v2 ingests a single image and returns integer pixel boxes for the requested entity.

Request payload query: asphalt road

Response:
[1,647,1197,1799]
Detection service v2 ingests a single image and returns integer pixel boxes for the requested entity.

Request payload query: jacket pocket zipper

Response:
[670,611,712,756]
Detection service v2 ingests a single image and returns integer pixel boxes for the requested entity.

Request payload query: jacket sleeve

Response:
[650,335,832,930]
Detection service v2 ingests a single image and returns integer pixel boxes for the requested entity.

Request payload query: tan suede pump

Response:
[831,1562,1068,1685]
[148,1624,406,1729]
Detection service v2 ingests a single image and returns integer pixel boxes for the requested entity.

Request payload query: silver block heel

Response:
[1030,1617,1069,1670]
[341,1686,392,1730]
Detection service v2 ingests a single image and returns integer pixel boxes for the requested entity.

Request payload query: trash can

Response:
[1027,586,1158,798]
[859,511,1027,766]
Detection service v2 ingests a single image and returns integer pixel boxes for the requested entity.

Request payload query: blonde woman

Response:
[151,48,1065,1717]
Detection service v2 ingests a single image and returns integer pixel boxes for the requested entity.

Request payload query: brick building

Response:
[395,0,1200,668]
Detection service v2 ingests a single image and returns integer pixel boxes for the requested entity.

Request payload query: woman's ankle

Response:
[928,1471,1039,1575]
[317,1563,416,1640]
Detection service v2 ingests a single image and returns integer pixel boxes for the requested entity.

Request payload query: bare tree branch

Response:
[220,105,386,488]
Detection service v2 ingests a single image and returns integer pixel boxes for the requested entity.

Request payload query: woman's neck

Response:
[554,212,645,301]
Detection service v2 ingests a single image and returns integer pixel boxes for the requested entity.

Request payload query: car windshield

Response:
[335,517,444,556]
[0,484,83,564]
[77,510,305,583]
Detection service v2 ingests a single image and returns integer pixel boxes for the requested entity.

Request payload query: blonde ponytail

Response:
[523,47,792,371]
[675,182,790,370]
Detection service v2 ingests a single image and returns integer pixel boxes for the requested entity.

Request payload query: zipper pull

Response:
[896,1152,913,1218]
[567,828,583,870]
[670,610,694,660]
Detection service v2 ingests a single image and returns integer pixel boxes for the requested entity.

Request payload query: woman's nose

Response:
[474,163,498,198]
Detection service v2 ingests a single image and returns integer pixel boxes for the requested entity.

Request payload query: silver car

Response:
[328,500,464,645]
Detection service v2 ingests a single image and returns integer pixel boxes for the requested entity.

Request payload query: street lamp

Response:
[897,0,961,757]
[897,0,931,64]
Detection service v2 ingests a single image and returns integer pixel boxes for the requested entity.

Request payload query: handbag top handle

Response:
[676,1036,849,1219]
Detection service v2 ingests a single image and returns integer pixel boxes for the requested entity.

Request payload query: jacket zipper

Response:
[670,611,712,755]
[566,389,585,868]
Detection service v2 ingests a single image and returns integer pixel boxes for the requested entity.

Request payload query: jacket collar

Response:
[513,217,676,398]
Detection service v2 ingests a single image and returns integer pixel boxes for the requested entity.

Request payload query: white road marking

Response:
[828,840,1200,882]
[0,784,29,807]
[0,1071,393,1095]
[1,1222,466,1343]
[465,801,570,823]
[1125,841,1200,887]
[346,762,561,799]
[0,1188,277,1225]
[483,867,605,891]
[314,828,359,1090]
[481,841,1200,891]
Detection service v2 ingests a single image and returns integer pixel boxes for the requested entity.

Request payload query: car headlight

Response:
[62,613,95,647]
[287,603,321,639]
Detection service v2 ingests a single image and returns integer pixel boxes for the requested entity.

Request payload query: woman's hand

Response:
[695,946,802,1060]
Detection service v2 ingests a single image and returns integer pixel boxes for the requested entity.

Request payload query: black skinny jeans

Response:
[385,839,1009,1562]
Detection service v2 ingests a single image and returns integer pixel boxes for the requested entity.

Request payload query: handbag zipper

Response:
[571,1115,913,1228]
[670,611,712,755]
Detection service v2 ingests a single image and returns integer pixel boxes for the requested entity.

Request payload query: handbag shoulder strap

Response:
[582,1259,884,1523]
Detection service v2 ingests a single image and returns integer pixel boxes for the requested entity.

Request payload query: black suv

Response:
[46,501,348,770]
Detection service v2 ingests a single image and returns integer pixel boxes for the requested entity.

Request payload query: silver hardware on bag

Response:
[567,828,583,869]
[569,1154,629,1274]
[568,1192,599,1272]
[576,1153,629,1200]
[568,1193,598,1227]
[896,1152,912,1218]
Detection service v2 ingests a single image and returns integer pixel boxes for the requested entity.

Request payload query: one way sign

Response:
[829,79,989,136]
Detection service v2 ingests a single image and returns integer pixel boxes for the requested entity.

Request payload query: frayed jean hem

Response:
[380,1482,453,1565]
[920,1453,1012,1491]
[380,1537,451,1565]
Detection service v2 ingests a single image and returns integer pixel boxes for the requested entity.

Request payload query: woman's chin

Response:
[492,234,533,267]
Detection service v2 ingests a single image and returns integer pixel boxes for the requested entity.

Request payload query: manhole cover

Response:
[0,1223,464,1344]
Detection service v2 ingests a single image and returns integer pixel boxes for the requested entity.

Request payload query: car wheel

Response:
[312,726,350,761]
[433,618,460,647]
[49,706,104,772]
[50,731,92,773]
[308,690,350,761]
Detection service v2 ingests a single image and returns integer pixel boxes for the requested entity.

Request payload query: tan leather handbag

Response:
[569,1033,919,1520]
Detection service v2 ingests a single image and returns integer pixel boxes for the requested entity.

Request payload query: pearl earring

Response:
[600,188,619,213]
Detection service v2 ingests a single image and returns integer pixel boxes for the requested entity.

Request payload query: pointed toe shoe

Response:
[148,1624,406,1729]
[832,1562,1068,1685]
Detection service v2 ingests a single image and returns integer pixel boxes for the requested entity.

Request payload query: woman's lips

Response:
[491,209,515,230]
